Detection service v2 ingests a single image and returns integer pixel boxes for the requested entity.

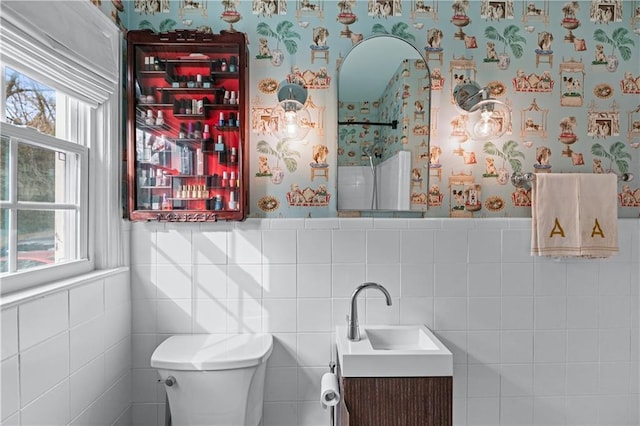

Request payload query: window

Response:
[1,68,89,282]
[0,1,122,295]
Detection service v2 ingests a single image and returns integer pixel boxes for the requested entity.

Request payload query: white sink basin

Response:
[336,324,452,377]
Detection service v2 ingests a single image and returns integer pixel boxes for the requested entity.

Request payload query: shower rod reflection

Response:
[338,119,398,129]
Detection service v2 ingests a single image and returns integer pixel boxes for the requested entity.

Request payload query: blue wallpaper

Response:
[98,0,640,218]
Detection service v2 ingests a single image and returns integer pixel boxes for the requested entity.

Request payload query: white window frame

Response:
[0,1,122,296]
[1,123,91,288]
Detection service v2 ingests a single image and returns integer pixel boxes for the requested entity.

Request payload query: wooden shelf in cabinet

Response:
[138,102,172,108]
[137,70,166,76]
[211,71,239,78]
[140,185,172,189]
[157,86,223,93]
[165,58,214,64]
[209,104,239,110]
[136,123,169,132]
[173,113,206,119]
[137,102,239,110]
[171,174,210,178]
[171,137,205,144]
[215,126,239,131]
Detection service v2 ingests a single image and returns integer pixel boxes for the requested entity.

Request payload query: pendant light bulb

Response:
[285,109,298,137]
[472,108,500,140]
[270,82,311,142]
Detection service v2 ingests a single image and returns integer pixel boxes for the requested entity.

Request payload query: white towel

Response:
[577,173,618,257]
[531,173,618,258]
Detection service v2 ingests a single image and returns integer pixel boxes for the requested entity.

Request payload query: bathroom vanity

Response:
[335,325,453,426]
[125,30,248,222]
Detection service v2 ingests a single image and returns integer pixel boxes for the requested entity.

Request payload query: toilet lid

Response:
[151,334,273,371]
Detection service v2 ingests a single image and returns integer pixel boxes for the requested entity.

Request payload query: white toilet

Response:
[151,333,273,426]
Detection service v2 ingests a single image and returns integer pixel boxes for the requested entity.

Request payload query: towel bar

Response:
[511,171,634,188]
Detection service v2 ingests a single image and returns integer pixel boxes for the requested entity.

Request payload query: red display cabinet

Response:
[126,30,248,221]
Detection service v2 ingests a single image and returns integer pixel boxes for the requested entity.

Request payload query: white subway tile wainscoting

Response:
[126,218,638,426]
[1,269,131,426]
[1,218,637,426]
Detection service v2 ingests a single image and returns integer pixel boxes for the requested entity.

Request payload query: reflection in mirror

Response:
[337,35,431,213]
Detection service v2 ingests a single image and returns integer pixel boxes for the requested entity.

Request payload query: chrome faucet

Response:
[347,282,392,341]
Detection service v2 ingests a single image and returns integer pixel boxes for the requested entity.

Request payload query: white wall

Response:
[1,269,131,426]
[130,218,639,426]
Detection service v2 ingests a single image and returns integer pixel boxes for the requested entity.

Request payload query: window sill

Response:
[0,266,129,309]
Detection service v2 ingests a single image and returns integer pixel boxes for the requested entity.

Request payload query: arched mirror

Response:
[337,35,431,212]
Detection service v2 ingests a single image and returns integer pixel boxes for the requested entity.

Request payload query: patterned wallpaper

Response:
[97,0,640,218]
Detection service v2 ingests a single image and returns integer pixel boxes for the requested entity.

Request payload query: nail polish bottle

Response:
[221,171,229,188]
[179,99,186,114]
[230,91,237,105]
[228,190,237,210]
[219,112,225,127]
[203,124,210,142]
[155,110,164,126]
[215,135,226,163]
[178,123,186,139]
[214,194,223,210]
[180,145,192,175]
[185,99,192,115]
[223,91,230,105]
[161,193,172,210]
[215,135,224,151]
[138,169,148,187]
[220,58,228,72]
[194,121,203,139]
[227,113,235,127]
[196,74,202,88]
[196,148,204,175]
[143,142,151,162]
[173,99,180,114]
[145,89,155,104]
[230,147,237,163]
[229,56,237,73]
[187,122,194,138]
[145,109,154,125]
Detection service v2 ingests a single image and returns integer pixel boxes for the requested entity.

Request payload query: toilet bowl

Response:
[151,333,273,426]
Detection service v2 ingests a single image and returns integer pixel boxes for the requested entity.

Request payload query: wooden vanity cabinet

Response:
[126,30,248,222]
[336,362,452,426]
